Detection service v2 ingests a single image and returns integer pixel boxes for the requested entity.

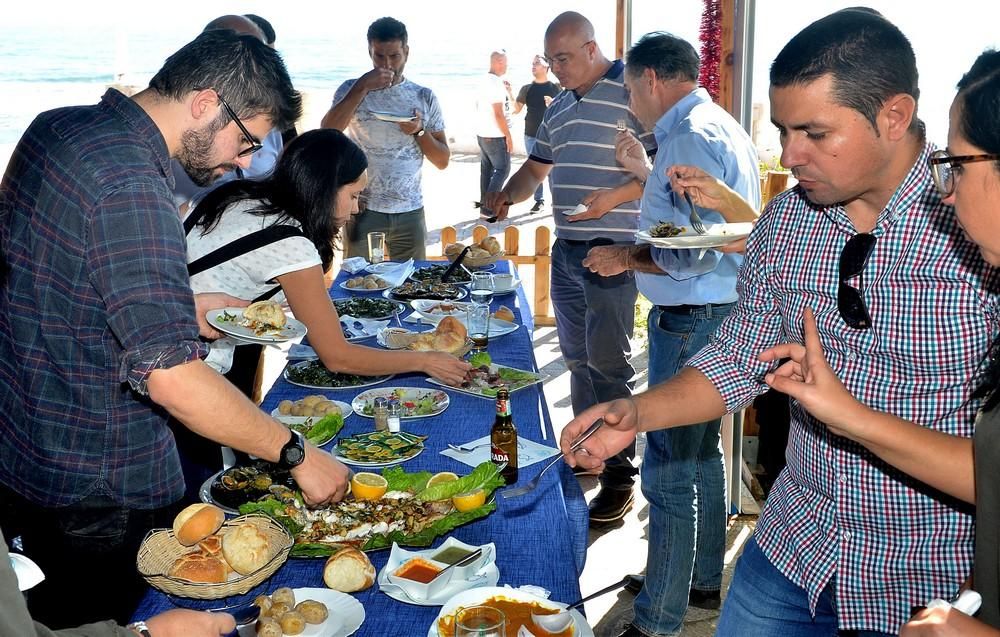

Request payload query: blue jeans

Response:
[633,304,730,636]
[478,136,510,202]
[717,537,894,637]
[524,134,544,202]
[551,238,638,489]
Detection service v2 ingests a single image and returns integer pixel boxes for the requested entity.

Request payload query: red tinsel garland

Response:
[699,0,722,102]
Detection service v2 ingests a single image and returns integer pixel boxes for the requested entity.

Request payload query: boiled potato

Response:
[271,586,296,607]
[296,600,329,624]
[253,594,273,615]
[289,404,306,417]
[301,395,322,408]
[278,611,307,635]
[277,400,295,415]
[255,616,282,637]
[267,601,291,618]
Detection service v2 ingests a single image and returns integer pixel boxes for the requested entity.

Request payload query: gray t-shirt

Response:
[333,78,445,213]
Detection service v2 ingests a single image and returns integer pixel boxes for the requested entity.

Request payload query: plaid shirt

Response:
[0,89,208,509]
[688,143,1000,633]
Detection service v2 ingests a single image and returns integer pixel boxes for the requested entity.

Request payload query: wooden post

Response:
[718,0,736,116]
[615,0,627,60]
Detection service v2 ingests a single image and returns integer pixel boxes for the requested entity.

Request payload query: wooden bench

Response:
[430,224,555,327]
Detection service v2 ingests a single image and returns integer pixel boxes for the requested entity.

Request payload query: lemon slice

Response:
[452,488,486,512]
[426,471,459,488]
[351,472,388,501]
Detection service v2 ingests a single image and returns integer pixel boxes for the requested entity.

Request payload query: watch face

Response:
[283,446,305,466]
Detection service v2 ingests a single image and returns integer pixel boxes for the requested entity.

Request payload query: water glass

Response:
[455,605,506,637]
[367,232,386,263]
[470,272,494,305]
[467,304,491,351]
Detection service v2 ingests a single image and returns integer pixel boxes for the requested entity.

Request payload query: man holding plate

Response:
[580,32,759,637]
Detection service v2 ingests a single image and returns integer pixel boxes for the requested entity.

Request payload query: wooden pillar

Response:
[718,0,736,116]
[615,0,627,60]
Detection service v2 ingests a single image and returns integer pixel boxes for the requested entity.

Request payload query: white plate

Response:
[427,364,543,400]
[379,540,500,606]
[238,587,364,637]
[333,443,424,468]
[207,308,307,343]
[351,387,450,419]
[491,279,521,295]
[451,316,518,338]
[271,415,345,447]
[339,279,391,294]
[383,286,468,302]
[427,586,594,637]
[371,110,416,123]
[270,401,353,420]
[636,222,753,249]
[410,299,472,323]
[284,361,394,390]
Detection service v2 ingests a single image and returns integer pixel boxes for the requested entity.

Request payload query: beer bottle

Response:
[490,386,518,484]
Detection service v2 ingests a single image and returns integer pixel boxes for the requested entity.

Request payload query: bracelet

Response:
[127,621,152,637]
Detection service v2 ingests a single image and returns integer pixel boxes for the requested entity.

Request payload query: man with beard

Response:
[0,29,350,628]
[321,16,450,261]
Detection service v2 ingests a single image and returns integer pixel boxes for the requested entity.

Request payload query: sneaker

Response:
[530,200,544,213]
[588,487,634,524]
[688,588,722,610]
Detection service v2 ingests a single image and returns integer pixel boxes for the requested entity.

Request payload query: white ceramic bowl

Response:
[427,537,494,581]
[385,554,454,601]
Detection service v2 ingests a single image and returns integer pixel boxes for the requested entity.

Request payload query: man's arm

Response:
[583,244,665,277]
[567,178,645,223]
[492,102,513,152]
[321,71,395,131]
[418,129,450,170]
[483,159,551,221]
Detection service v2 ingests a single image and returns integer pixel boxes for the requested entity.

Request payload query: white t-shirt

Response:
[186,198,320,372]
[474,73,512,138]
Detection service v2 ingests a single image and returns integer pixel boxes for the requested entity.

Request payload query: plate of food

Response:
[378,317,470,355]
[409,264,472,284]
[274,413,346,447]
[284,360,394,390]
[410,299,471,323]
[384,281,467,302]
[370,111,416,123]
[200,461,299,514]
[340,274,391,293]
[429,354,543,399]
[334,431,427,467]
[271,395,353,420]
[208,302,307,343]
[334,297,406,320]
[429,586,593,637]
[238,462,506,555]
[636,221,754,249]
[352,387,450,419]
[236,587,364,637]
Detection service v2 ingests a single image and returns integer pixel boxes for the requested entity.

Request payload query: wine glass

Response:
[470,272,494,306]
[455,606,506,637]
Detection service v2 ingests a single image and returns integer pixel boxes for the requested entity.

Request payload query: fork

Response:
[683,191,707,235]
[447,440,526,454]
[615,119,627,132]
[500,419,604,499]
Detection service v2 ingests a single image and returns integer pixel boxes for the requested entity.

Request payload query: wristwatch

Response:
[413,127,425,138]
[126,621,152,637]
[278,429,306,469]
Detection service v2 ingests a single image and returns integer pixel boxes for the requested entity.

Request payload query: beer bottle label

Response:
[491,445,509,464]
[495,398,510,417]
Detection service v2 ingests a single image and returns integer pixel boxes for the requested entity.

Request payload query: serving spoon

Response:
[531,574,633,634]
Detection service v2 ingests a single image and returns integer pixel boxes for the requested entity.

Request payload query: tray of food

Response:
[340,273,391,292]
[207,301,307,343]
[201,461,299,514]
[333,297,406,320]
[284,360,393,390]
[409,264,472,284]
[443,236,504,268]
[428,353,543,399]
[334,431,427,466]
[352,387,450,419]
[636,222,754,249]
[378,317,469,356]
[384,281,467,302]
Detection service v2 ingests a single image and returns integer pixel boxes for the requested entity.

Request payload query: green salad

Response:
[287,413,344,446]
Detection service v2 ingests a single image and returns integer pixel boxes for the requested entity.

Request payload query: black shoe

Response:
[588,487,634,524]
[615,624,646,637]
[624,574,645,595]
[530,200,544,213]
[689,587,721,610]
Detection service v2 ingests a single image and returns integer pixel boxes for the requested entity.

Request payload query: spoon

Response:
[531,574,633,634]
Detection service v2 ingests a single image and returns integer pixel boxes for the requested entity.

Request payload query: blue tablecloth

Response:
[133,260,589,633]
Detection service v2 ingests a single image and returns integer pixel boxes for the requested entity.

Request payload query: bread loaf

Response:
[444,242,465,257]
[323,547,375,592]
[479,236,502,255]
[244,300,286,329]
[196,534,224,556]
[222,522,272,575]
[168,551,229,583]
[493,305,515,323]
[172,503,225,546]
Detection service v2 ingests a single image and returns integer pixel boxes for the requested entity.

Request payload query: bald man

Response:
[485,12,654,525]
[475,49,514,206]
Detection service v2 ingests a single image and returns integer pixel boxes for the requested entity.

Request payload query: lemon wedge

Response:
[426,471,459,488]
[351,472,388,501]
[452,488,486,512]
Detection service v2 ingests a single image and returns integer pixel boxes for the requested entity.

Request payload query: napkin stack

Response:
[341,257,370,274]
[373,259,415,286]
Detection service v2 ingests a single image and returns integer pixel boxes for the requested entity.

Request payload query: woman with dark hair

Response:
[186,128,469,392]
[761,50,1000,634]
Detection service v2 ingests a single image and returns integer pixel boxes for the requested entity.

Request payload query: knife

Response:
[441,246,471,283]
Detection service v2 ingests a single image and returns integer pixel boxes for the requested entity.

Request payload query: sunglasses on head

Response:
[838,233,876,330]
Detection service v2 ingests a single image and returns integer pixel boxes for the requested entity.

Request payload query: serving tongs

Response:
[440,246,471,283]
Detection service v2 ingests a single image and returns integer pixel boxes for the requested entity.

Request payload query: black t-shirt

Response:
[517,81,561,137]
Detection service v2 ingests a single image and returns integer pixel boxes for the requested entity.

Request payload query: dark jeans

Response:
[477,136,511,203]
[0,484,179,628]
[551,238,638,489]
[345,208,427,261]
[524,134,544,202]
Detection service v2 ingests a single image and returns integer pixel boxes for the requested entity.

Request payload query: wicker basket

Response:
[447,249,504,269]
[136,513,292,599]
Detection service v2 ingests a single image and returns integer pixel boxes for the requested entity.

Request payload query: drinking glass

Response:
[367,232,386,263]
[455,606,506,637]
[467,303,491,351]
[470,272,494,306]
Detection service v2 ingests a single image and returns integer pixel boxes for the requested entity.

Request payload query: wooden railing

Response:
[761,171,790,209]
[429,224,555,327]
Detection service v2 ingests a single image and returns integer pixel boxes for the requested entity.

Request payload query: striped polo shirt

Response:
[531,60,655,242]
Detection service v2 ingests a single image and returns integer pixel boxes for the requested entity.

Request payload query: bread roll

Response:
[222,522,272,575]
[168,551,228,583]
[480,236,502,255]
[468,247,490,260]
[436,316,466,338]
[444,242,465,257]
[244,300,286,328]
[493,305,515,323]
[323,547,375,592]
[196,534,224,556]
[172,503,225,546]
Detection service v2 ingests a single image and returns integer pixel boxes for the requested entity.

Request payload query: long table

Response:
[133,260,589,634]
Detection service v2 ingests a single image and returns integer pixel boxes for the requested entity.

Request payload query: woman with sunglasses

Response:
[185,128,470,394]
[761,50,1000,635]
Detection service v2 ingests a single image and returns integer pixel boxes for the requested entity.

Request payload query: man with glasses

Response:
[0,29,350,628]
[485,11,654,527]
[559,9,998,635]
[322,16,450,261]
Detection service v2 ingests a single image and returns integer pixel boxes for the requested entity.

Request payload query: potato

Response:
[296,600,329,624]
[267,601,291,618]
[277,400,294,415]
[290,404,306,417]
[301,395,322,408]
[253,594,273,615]
[271,586,296,607]
[255,616,282,637]
[279,610,307,635]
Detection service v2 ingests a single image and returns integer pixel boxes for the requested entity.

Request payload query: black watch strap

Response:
[127,621,152,637]
[278,429,306,469]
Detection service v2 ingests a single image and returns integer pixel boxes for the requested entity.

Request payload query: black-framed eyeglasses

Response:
[542,40,594,67]
[929,150,1000,197]
[217,93,263,158]
[838,233,876,330]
